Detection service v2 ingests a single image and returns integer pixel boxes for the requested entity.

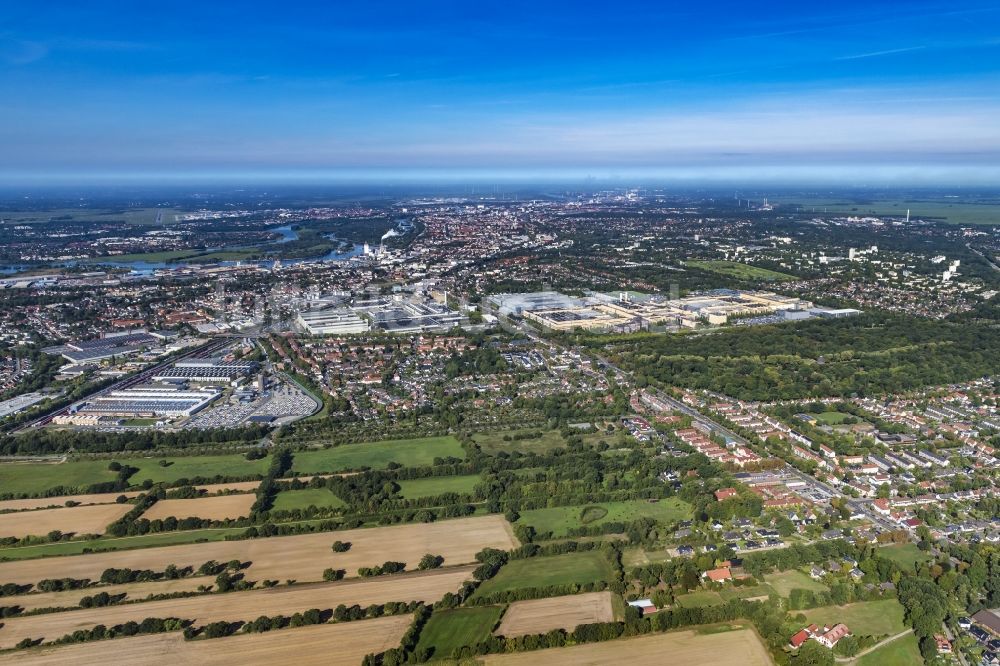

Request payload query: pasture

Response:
[0,460,117,496]
[0,503,132,539]
[141,494,256,521]
[517,498,691,537]
[271,488,346,511]
[129,454,271,485]
[0,514,516,586]
[415,606,504,660]
[799,599,907,637]
[481,627,772,665]
[471,551,613,600]
[877,543,932,568]
[291,436,464,474]
[0,614,413,665]
[473,429,572,454]
[397,475,480,499]
[766,569,829,597]
[0,568,469,649]
[855,632,922,666]
[496,591,614,637]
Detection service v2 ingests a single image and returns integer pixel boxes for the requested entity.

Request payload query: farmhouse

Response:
[789,623,851,650]
[714,488,738,501]
[815,624,851,648]
[703,567,733,583]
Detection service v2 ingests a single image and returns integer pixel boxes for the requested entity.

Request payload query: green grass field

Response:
[771,194,1000,225]
[675,590,725,608]
[812,411,852,425]
[473,429,569,454]
[272,488,346,511]
[517,498,691,537]
[0,527,245,561]
[397,475,480,499]
[415,606,503,660]
[855,632,923,666]
[685,260,796,281]
[878,544,932,569]
[129,454,271,485]
[800,599,907,637]
[766,569,830,597]
[292,436,465,474]
[471,551,614,600]
[0,460,119,496]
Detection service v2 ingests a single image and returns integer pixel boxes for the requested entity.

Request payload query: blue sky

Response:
[2,0,999,183]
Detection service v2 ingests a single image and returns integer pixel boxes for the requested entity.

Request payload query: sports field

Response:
[496,591,614,637]
[291,436,465,473]
[415,606,504,659]
[397,475,480,498]
[0,614,412,665]
[471,551,613,600]
[517,498,691,536]
[0,514,516,586]
[0,503,131,539]
[481,627,773,665]
[800,599,907,637]
[0,568,469,649]
[140,494,256,521]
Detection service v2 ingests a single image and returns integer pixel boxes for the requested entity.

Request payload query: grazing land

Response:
[496,591,614,637]
[0,514,516,585]
[0,491,141,513]
[397,475,480,498]
[686,259,795,281]
[517,498,691,536]
[765,569,829,597]
[877,543,932,568]
[271,488,346,511]
[800,599,907,637]
[129,455,271,485]
[855,632,923,666]
[415,606,504,660]
[291,436,465,473]
[0,567,469,649]
[471,551,613,600]
[0,503,132,539]
[0,461,118,496]
[481,627,773,665]
[141,494,257,521]
[0,614,413,665]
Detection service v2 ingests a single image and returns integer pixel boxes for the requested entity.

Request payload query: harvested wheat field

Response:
[483,628,773,666]
[0,514,516,586]
[193,480,261,493]
[0,567,467,649]
[0,613,412,665]
[3,577,210,613]
[0,503,132,540]
[141,494,257,521]
[0,492,142,513]
[496,591,614,637]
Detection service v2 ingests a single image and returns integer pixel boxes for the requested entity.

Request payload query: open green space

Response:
[129,454,271,485]
[812,411,853,425]
[517,498,691,537]
[471,551,614,600]
[855,632,923,666]
[473,429,569,454]
[800,599,907,637]
[0,527,245,561]
[675,590,724,608]
[0,460,118,496]
[685,260,796,281]
[719,584,776,601]
[877,543,932,569]
[272,488,346,512]
[415,606,503,660]
[766,569,830,597]
[397,475,480,499]
[292,436,465,474]
[772,194,1000,225]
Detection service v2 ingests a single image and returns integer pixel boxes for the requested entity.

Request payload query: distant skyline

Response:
[2,1,1000,183]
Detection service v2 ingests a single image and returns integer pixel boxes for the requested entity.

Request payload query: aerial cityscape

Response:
[0,2,998,666]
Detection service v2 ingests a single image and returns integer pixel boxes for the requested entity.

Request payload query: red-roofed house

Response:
[703,567,733,583]
[789,629,811,649]
[715,488,738,501]
[816,624,851,648]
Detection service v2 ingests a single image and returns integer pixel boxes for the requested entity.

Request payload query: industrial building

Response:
[152,360,258,383]
[73,384,220,418]
[296,293,467,335]
[297,308,371,335]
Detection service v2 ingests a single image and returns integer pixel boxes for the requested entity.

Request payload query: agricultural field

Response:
[471,551,613,600]
[772,194,1000,225]
[0,460,118,496]
[0,527,246,560]
[481,627,773,665]
[765,569,830,597]
[415,606,504,660]
[0,503,132,539]
[877,543,932,568]
[129,454,272,485]
[141,494,257,521]
[516,498,691,537]
[496,591,614,637]
[0,491,141,513]
[271,488,346,512]
[1,576,208,613]
[855,632,922,666]
[799,599,907,638]
[0,515,516,585]
[0,568,468,649]
[686,259,795,281]
[0,614,413,666]
[397,474,480,499]
[291,436,465,474]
